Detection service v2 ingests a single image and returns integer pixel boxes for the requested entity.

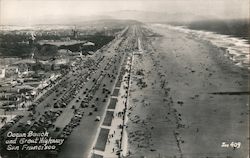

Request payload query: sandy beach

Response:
[126,25,249,158]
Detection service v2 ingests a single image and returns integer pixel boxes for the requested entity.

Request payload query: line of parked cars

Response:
[0,115,23,136]
[58,110,84,139]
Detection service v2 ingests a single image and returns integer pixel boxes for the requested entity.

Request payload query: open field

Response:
[103,111,114,126]
[112,89,120,97]
[95,128,110,151]
[108,98,118,110]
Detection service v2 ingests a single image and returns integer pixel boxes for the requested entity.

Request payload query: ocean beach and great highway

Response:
[0,1,249,157]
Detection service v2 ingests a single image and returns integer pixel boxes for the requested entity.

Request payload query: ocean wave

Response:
[154,24,249,70]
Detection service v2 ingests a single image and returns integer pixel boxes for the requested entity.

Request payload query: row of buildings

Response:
[0,57,69,111]
[0,58,70,79]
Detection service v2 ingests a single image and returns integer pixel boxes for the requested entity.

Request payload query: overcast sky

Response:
[0,0,249,25]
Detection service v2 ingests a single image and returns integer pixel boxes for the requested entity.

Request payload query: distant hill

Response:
[75,19,142,27]
[104,10,217,23]
[103,10,249,42]
[29,16,142,28]
[1,10,216,26]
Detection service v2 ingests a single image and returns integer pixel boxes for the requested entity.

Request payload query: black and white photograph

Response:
[0,0,249,158]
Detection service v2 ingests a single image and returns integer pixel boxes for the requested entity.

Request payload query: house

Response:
[5,66,19,78]
[53,58,69,70]
[0,68,5,78]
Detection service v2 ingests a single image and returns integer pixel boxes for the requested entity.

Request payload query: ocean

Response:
[153,24,250,70]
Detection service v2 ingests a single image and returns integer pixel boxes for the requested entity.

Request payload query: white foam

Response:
[153,24,250,69]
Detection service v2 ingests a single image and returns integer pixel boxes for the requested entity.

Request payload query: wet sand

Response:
[126,25,249,158]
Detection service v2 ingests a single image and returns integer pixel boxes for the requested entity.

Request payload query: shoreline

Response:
[153,24,250,71]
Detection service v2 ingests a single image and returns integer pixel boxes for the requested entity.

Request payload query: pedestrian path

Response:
[102,93,127,158]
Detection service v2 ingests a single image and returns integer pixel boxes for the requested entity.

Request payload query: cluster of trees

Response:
[0,32,115,58]
[60,35,114,52]
[0,33,33,57]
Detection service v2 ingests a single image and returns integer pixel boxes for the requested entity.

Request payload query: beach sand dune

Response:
[126,25,249,158]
